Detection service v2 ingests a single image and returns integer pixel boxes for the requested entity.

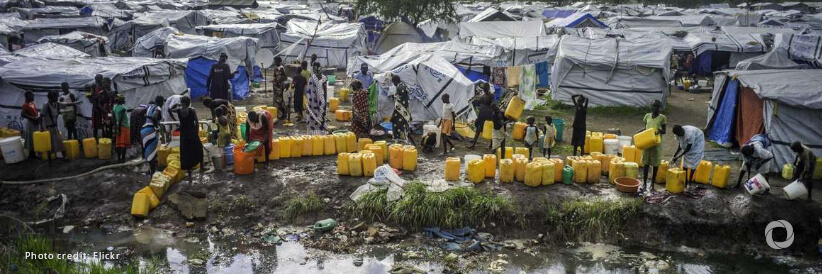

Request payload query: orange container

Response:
[233,147,255,175]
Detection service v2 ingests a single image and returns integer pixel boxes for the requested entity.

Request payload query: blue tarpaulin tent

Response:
[536,61,550,87]
[707,79,738,146]
[185,57,251,100]
[542,10,575,19]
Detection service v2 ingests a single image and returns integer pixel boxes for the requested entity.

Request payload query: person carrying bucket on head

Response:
[571,94,588,156]
[791,142,817,202]
[641,100,667,194]
[734,134,774,189]
[672,125,705,191]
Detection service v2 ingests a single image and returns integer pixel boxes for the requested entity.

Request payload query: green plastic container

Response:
[240,123,247,140]
[553,118,565,142]
[311,218,338,232]
[562,166,574,185]
[252,81,260,88]
[327,75,336,85]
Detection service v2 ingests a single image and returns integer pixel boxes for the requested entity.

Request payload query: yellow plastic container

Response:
[814,158,822,180]
[358,138,373,152]
[166,153,180,163]
[624,162,639,179]
[666,168,686,194]
[362,152,377,177]
[445,157,461,181]
[345,133,357,153]
[551,159,564,182]
[609,159,626,184]
[600,154,614,175]
[338,88,351,101]
[514,156,528,182]
[301,135,313,156]
[655,160,669,184]
[163,166,181,185]
[584,131,591,154]
[157,145,170,165]
[266,107,278,120]
[389,144,404,169]
[323,135,335,155]
[149,172,171,198]
[98,138,112,160]
[481,121,494,140]
[374,141,389,159]
[524,162,543,187]
[269,139,281,160]
[532,157,548,163]
[290,136,303,158]
[329,97,340,112]
[604,133,617,139]
[712,164,731,189]
[335,110,352,121]
[348,153,363,176]
[334,134,347,154]
[512,122,527,141]
[33,131,51,152]
[63,140,80,161]
[337,153,350,175]
[467,159,485,184]
[693,160,713,184]
[499,159,515,183]
[573,160,587,183]
[311,135,324,156]
[496,147,514,160]
[587,160,602,183]
[589,134,604,154]
[279,137,292,158]
[622,145,640,164]
[137,187,160,209]
[514,147,529,157]
[782,164,795,180]
[365,144,384,164]
[540,161,555,185]
[634,128,661,150]
[402,145,417,171]
[131,192,151,218]
[483,154,497,178]
[82,138,98,159]
[504,96,525,120]
[167,161,184,182]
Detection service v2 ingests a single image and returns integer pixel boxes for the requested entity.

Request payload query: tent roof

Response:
[164,34,259,69]
[542,9,576,19]
[468,8,515,22]
[283,19,363,39]
[555,35,672,69]
[196,23,278,35]
[13,42,90,59]
[348,41,502,75]
[459,20,546,39]
[735,48,812,70]
[545,12,607,28]
[133,27,181,56]
[38,31,107,44]
[729,69,822,108]
[19,16,106,30]
[208,0,257,7]
[606,16,683,28]
[16,6,79,19]
[199,9,251,24]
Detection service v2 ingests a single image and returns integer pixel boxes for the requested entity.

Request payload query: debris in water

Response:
[188,258,204,265]
[62,225,74,234]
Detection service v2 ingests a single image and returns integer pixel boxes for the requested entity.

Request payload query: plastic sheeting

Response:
[196,23,279,49]
[707,79,738,146]
[279,20,366,68]
[773,33,822,66]
[13,42,90,59]
[37,31,109,57]
[463,35,558,65]
[185,57,250,100]
[764,100,822,173]
[459,20,545,39]
[132,27,180,57]
[544,13,607,28]
[735,48,811,70]
[348,41,502,75]
[164,34,259,71]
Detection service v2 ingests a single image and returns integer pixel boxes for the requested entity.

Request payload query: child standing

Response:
[542,115,556,158]
[523,116,540,160]
[440,94,456,156]
[113,94,130,163]
[215,106,232,149]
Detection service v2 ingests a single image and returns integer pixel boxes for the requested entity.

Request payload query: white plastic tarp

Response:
[13,42,90,59]
[551,36,672,107]
[164,34,259,73]
[37,31,109,57]
[773,33,822,65]
[347,41,502,75]
[132,27,181,57]
[196,23,279,49]
[459,20,546,39]
[279,20,366,68]
[464,35,559,65]
[735,48,811,70]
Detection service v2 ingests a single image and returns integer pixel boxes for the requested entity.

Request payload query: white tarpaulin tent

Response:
[13,42,90,59]
[18,17,107,44]
[459,20,546,39]
[196,23,279,50]
[773,33,822,66]
[279,19,366,68]
[132,27,181,57]
[37,31,109,57]
[164,34,259,74]
[108,11,209,52]
[735,48,811,70]
[0,57,187,138]
[369,55,477,122]
[463,35,559,65]
[347,41,502,75]
[551,36,672,107]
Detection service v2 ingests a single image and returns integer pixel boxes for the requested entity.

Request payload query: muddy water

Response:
[48,227,813,274]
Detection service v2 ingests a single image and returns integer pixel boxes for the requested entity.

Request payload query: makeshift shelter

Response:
[458,20,546,39]
[373,21,423,54]
[18,17,107,44]
[542,9,576,19]
[468,8,515,22]
[348,41,502,75]
[0,57,187,138]
[606,17,683,28]
[773,33,822,66]
[197,23,279,50]
[684,26,796,75]
[132,27,181,58]
[108,11,209,53]
[80,3,132,20]
[163,35,259,100]
[368,55,477,122]
[706,69,822,172]
[278,20,366,68]
[545,13,607,29]
[37,31,108,57]
[208,0,258,9]
[14,42,90,59]
[551,36,672,107]
[16,7,79,20]
[199,9,251,25]
[734,48,811,70]
[464,35,559,65]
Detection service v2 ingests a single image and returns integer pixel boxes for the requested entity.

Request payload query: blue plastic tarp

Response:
[536,61,550,87]
[542,10,575,19]
[695,51,713,76]
[185,57,250,100]
[458,67,490,82]
[708,79,739,145]
[252,66,263,82]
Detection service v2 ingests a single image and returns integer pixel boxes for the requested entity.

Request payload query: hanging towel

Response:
[506,66,522,88]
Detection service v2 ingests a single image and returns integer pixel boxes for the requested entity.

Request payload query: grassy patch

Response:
[348,182,514,229]
[283,193,322,219]
[0,234,164,274]
[546,198,643,242]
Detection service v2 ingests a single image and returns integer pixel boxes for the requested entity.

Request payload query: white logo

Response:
[765,220,794,249]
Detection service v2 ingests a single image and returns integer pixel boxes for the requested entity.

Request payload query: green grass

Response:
[283,193,323,219]
[0,234,164,274]
[348,182,514,229]
[546,198,643,242]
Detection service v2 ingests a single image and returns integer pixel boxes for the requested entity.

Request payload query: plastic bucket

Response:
[212,155,224,170]
[744,174,770,195]
[0,136,25,164]
[464,154,482,165]
[224,144,235,165]
[603,139,619,155]
[617,136,632,149]
[552,118,564,141]
[328,75,336,85]
[784,180,808,200]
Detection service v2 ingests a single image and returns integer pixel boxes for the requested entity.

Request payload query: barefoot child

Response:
[542,115,556,158]
[523,116,539,160]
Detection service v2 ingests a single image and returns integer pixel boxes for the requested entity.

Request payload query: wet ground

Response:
[2,79,822,273]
